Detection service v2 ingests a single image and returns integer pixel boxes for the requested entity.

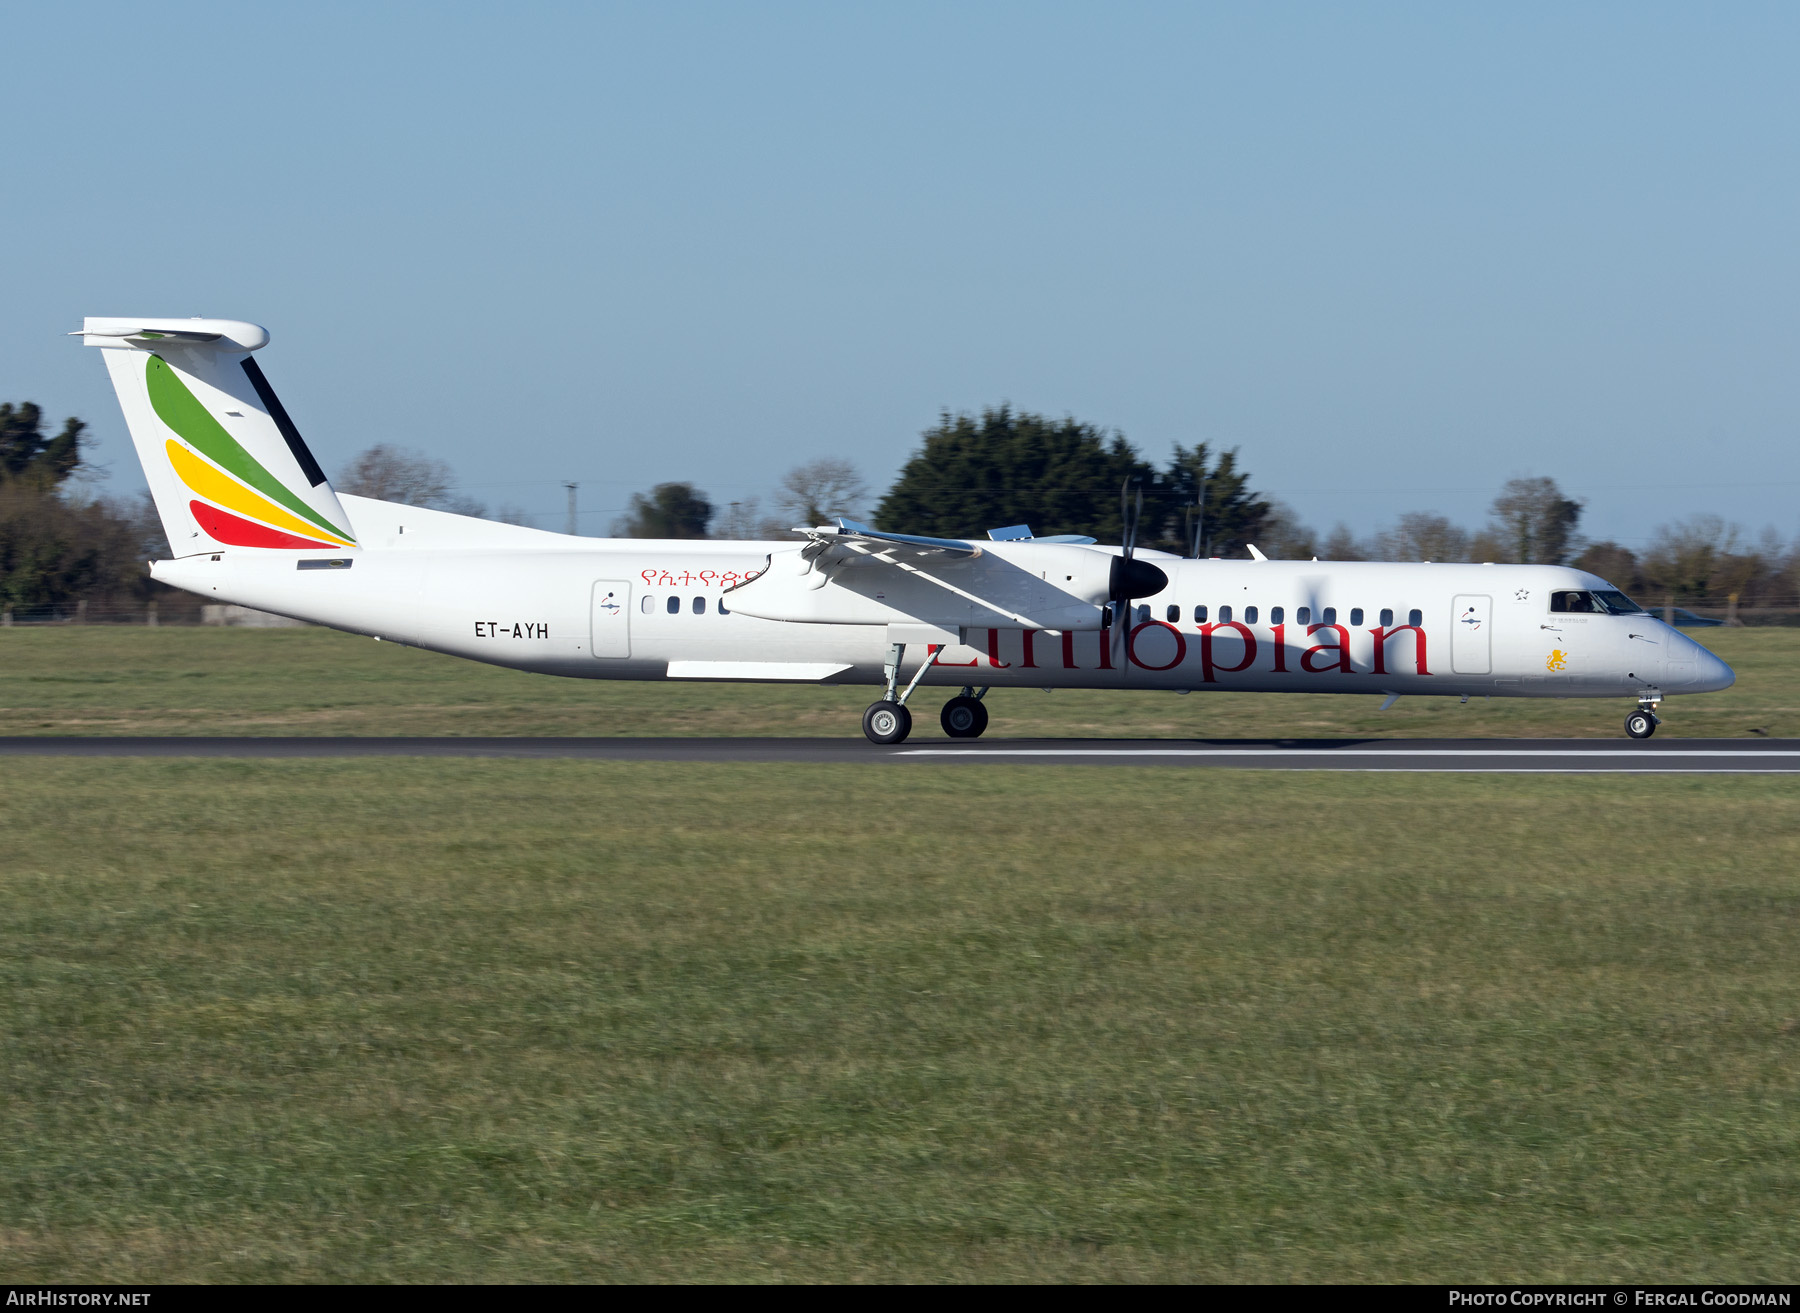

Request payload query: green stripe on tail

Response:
[145,355,352,543]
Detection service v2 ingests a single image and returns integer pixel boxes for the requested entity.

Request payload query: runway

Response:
[3,736,1798,771]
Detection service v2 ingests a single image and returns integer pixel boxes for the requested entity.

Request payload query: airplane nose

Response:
[1700,647,1735,692]
[1684,639,1735,693]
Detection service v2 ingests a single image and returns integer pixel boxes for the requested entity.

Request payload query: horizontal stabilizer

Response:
[74,318,270,353]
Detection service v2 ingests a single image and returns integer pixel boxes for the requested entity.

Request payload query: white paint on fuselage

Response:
[149,496,1733,701]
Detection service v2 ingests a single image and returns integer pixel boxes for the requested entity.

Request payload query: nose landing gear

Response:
[1625,694,1662,740]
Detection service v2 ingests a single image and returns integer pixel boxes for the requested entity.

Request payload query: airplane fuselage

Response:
[82,317,1733,741]
[154,506,1732,705]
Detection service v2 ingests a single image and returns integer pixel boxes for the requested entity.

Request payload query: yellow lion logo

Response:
[1546,649,1568,672]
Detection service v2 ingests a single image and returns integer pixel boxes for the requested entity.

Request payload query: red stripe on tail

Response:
[190,500,340,550]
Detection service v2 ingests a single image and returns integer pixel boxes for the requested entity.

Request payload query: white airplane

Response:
[79,316,1734,743]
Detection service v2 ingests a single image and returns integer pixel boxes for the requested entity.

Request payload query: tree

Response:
[0,404,166,613]
[1257,500,1318,560]
[776,458,867,528]
[711,497,793,541]
[1489,476,1583,565]
[1371,512,1471,563]
[876,407,1278,553]
[0,403,85,487]
[336,444,484,515]
[876,406,1150,541]
[1640,516,1755,608]
[1322,524,1365,561]
[1572,541,1642,593]
[1147,444,1271,558]
[615,482,713,538]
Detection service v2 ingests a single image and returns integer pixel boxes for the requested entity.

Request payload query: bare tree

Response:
[711,497,793,540]
[337,444,486,516]
[1641,516,1757,615]
[1254,500,1318,560]
[1322,523,1365,561]
[1372,511,1471,562]
[776,458,867,528]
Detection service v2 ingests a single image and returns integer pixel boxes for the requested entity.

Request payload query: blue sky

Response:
[6,3,1798,547]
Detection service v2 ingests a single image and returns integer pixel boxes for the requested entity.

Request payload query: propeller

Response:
[1109,477,1169,665]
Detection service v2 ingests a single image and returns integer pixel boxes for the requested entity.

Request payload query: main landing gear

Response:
[862,642,990,744]
[863,701,912,744]
[940,688,990,739]
[1625,695,1662,740]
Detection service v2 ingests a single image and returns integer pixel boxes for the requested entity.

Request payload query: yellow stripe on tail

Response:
[165,440,356,548]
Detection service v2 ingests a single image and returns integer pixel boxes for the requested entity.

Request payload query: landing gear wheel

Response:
[863,701,913,745]
[1625,709,1657,740]
[940,695,989,739]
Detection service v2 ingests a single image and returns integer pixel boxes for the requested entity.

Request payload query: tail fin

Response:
[78,317,358,556]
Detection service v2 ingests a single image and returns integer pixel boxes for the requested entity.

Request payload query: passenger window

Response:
[1167,604,1180,623]
[1350,608,1363,627]
[666,595,680,615]
[1271,606,1284,625]
[719,598,731,616]
[693,596,706,615]
[1380,608,1394,627]
[640,595,654,615]
[1245,606,1258,624]
[1322,607,1337,625]
[1219,604,1233,623]
[1194,604,1207,623]
[1297,607,1311,625]
[1408,608,1421,627]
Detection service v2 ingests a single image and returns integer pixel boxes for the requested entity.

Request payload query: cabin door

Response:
[1451,595,1491,674]
[590,581,632,658]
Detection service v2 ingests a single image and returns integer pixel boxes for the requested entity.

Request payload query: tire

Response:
[863,701,912,745]
[940,695,989,739]
[1625,710,1656,740]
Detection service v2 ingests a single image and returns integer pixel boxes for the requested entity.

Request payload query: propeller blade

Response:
[1107,479,1163,665]
[1297,574,1327,659]
[1119,479,1144,562]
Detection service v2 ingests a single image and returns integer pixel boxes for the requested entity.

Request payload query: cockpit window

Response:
[1591,589,1645,615]
[1552,589,1645,615]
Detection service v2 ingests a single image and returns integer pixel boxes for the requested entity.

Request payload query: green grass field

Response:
[4,762,1800,1282]
[0,624,1790,739]
[3,629,1797,1282]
